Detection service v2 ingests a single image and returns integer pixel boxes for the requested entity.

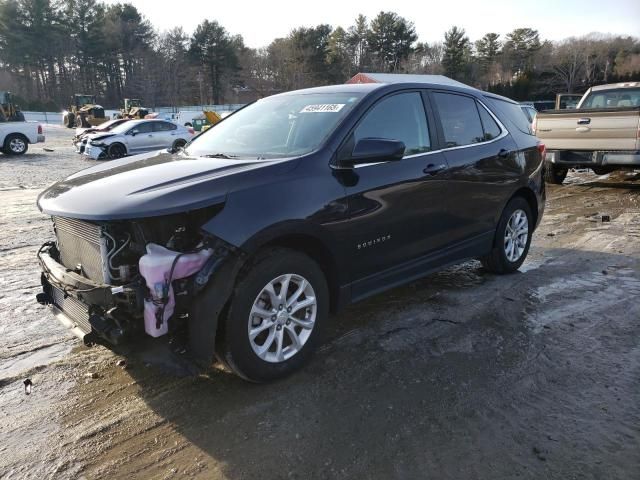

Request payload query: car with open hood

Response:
[36,78,545,382]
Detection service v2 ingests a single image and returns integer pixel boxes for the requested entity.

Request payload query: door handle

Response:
[577,118,591,125]
[498,148,511,158]
[423,163,447,175]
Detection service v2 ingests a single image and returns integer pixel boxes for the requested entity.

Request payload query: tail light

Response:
[537,143,546,162]
[531,115,537,135]
[37,124,43,135]
[188,127,195,135]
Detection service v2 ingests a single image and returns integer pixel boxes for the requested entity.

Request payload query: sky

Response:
[105,0,640,48]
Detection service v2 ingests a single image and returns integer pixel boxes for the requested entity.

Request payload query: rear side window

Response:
[433,92,485,147]
[130,122,153,134]
[581,88,640,108]
[354,92,431,156]
[477,103,502,140]
[154,121,177,132]
[486,96,533,135]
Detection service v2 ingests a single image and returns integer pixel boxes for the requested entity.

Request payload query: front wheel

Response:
[480,197,533,274]
[107,143,126,159]
[3,134,28,155]
[217,248,329,382]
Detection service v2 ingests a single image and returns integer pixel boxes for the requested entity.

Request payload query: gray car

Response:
[81,119,194,159]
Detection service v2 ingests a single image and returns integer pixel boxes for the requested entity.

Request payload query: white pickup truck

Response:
[0,122,45,155]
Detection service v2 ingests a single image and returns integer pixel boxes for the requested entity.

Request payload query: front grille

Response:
[49,285,92,334]
[53,216,108,283]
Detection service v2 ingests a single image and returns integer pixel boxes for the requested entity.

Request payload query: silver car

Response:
[82,119,194,160]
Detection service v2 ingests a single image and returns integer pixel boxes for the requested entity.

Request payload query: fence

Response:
[22,104,245,124]
[23,111,63,124]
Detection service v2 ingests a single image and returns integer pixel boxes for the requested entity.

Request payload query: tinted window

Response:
[129,122,153,134]
[154,121,177,132]
[433,92,484,147]
[581,88,640,108]
[354,92,430,156]
[486,97,533,135]
[478,103,502,140]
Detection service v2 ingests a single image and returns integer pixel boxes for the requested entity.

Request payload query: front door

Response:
[126,121,155,153]
[338,91,451,290]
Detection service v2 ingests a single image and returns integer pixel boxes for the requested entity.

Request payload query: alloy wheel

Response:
[248,274,317,363]
[504,209,529,262]
[9,138,26,153]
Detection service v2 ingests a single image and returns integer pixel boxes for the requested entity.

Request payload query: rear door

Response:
[152,121,179,149]
[430,91,520,245]
[339,90,451,287]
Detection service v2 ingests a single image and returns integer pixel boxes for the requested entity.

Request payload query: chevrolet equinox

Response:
[37,80,545,382]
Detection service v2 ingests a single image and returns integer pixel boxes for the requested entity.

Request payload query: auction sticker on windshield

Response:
[300,104,345,113]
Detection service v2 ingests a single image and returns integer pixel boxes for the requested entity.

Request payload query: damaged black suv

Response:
[37,79,545,382]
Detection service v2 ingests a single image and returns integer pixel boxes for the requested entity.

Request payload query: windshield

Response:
[185,92,364,159]
[98,119,125,130]
[580,88,640,108]
[110,121,141,134]
[75,95,95,106]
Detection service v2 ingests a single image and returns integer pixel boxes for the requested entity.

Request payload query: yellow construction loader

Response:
[62,94,106,128]
[119,98,149,119]
[0,91,25,122]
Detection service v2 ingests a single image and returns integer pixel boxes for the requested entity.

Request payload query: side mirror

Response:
[129,130,138,136]
[348,138,405,165]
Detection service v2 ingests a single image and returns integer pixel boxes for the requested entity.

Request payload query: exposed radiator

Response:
[53,216,109,284]
[49,284,92,334]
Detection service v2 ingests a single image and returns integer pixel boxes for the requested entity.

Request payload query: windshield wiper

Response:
[202,153,240,159]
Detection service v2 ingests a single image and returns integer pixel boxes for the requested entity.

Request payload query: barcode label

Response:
[300,104,345,113]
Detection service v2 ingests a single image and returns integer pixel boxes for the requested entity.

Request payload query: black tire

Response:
[592,166,615,176]
[217,248,329,382]
[544,162,568,185]
[480,197,533,274]
[172,139,187,152]
[107,143,126,159]
[64,112,75,128]
[3,134,28,155]
[12,111,25,122]
[184,122,192,127]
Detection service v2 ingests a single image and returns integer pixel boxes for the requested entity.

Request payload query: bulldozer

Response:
[62,94,106,128]
[119,98,149,119]
[0,91,26,122]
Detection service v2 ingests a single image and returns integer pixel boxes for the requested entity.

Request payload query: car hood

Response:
[87,132,117,142]
[37,149,297,220]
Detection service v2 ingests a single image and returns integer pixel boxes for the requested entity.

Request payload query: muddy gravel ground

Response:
[1,126,639,479]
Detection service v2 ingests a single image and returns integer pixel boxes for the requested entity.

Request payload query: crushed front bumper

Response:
[37,243,129,344]
[83,144,107,160]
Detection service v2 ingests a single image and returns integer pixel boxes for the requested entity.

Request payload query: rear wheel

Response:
[217,248,328,382]
[544,162,568,184]
[592,166,615,176]
[107,143,126,159]
[3,134,28,155]
[172,139,187,151]
[481,197,533,274]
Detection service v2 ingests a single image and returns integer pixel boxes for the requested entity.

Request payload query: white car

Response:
[0,122,45,155]
[82,119,194,160]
